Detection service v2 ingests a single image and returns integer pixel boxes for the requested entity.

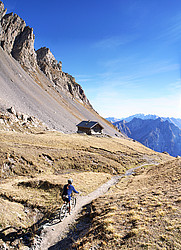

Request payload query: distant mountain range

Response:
[113,117,181,157]
[106,117,121,123]
[106,114,181,129]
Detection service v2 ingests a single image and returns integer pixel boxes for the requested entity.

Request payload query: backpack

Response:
[62,184,68,198]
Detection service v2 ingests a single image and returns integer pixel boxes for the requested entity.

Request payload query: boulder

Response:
[0,118,4,124]
[21,113,28,122]
[7,106,16,115]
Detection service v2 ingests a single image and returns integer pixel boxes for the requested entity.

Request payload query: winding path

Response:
[32,164,153,250]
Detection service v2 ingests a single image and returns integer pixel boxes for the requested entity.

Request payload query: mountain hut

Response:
[76,121,104,135]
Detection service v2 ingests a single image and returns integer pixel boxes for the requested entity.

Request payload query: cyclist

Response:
[62,178,79,214]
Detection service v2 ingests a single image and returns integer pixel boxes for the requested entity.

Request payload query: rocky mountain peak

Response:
[0,2,37,71]
[36,46,91,106]
[0,1,92,107]
[36,47,62,81]
[36,47,62,71]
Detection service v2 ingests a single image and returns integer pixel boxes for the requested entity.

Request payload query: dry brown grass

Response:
[0,172,111,229]
[0,130,172,179]
[0,129,174,247]
[73,159,181,249]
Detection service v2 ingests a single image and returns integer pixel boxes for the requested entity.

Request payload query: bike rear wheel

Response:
[60,203,68,221]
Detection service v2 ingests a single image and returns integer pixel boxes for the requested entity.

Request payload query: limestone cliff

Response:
[0,1,91,107]
[0,1,6,40]
[1,13,26,53]
[36,47,91,106]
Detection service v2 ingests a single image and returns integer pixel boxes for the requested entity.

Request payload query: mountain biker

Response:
[62,178,79,214]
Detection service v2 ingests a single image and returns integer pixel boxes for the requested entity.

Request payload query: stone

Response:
[0,118,4,124]
[16,111,22,119]
[21,113,28,122]
[7,106,16,115]
[28,116,36,122]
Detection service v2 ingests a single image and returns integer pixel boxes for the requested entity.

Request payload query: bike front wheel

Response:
[71,197,76,209]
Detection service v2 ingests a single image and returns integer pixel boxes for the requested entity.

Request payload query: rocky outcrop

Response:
[36,47,91,106]
[12,26,37,69]
[0,107,48,133]
[0,1,6,40]
[0,2,37,70]
[1,13,26,54]
[0,1,6,19]
[36,47,62,82]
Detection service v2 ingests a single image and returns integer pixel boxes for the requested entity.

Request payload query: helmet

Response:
[68,178,73,184]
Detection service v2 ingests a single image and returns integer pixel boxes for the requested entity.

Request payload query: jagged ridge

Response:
[0,1,90,106]
[0,1,120,136]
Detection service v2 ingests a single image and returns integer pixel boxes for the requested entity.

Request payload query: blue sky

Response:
[4,0,181,118]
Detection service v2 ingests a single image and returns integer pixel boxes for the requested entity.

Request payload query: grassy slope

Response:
[0,129,173,247]
[0,130,172,178]
[74,159,181,249]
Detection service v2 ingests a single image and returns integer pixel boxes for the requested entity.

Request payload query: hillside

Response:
[0,116,173,248]
[114,118,181,157]
[73,159,181,249]
[0,1,120,136]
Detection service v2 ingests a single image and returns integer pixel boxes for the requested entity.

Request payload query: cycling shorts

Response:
[62,195,70,202]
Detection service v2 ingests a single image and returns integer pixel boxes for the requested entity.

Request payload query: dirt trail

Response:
[31,164,153,250]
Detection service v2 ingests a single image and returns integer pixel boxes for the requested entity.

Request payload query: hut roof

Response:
[76,121,104,129]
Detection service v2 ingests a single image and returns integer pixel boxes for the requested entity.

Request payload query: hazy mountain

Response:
[165,117,181,130]
[114,118,181,157]
[122,114,159,122]
[106,117,121,123]
[106,114,181,129]
[0,2,122,137]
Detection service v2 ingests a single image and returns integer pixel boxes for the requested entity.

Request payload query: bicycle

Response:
[59,195,76,221]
